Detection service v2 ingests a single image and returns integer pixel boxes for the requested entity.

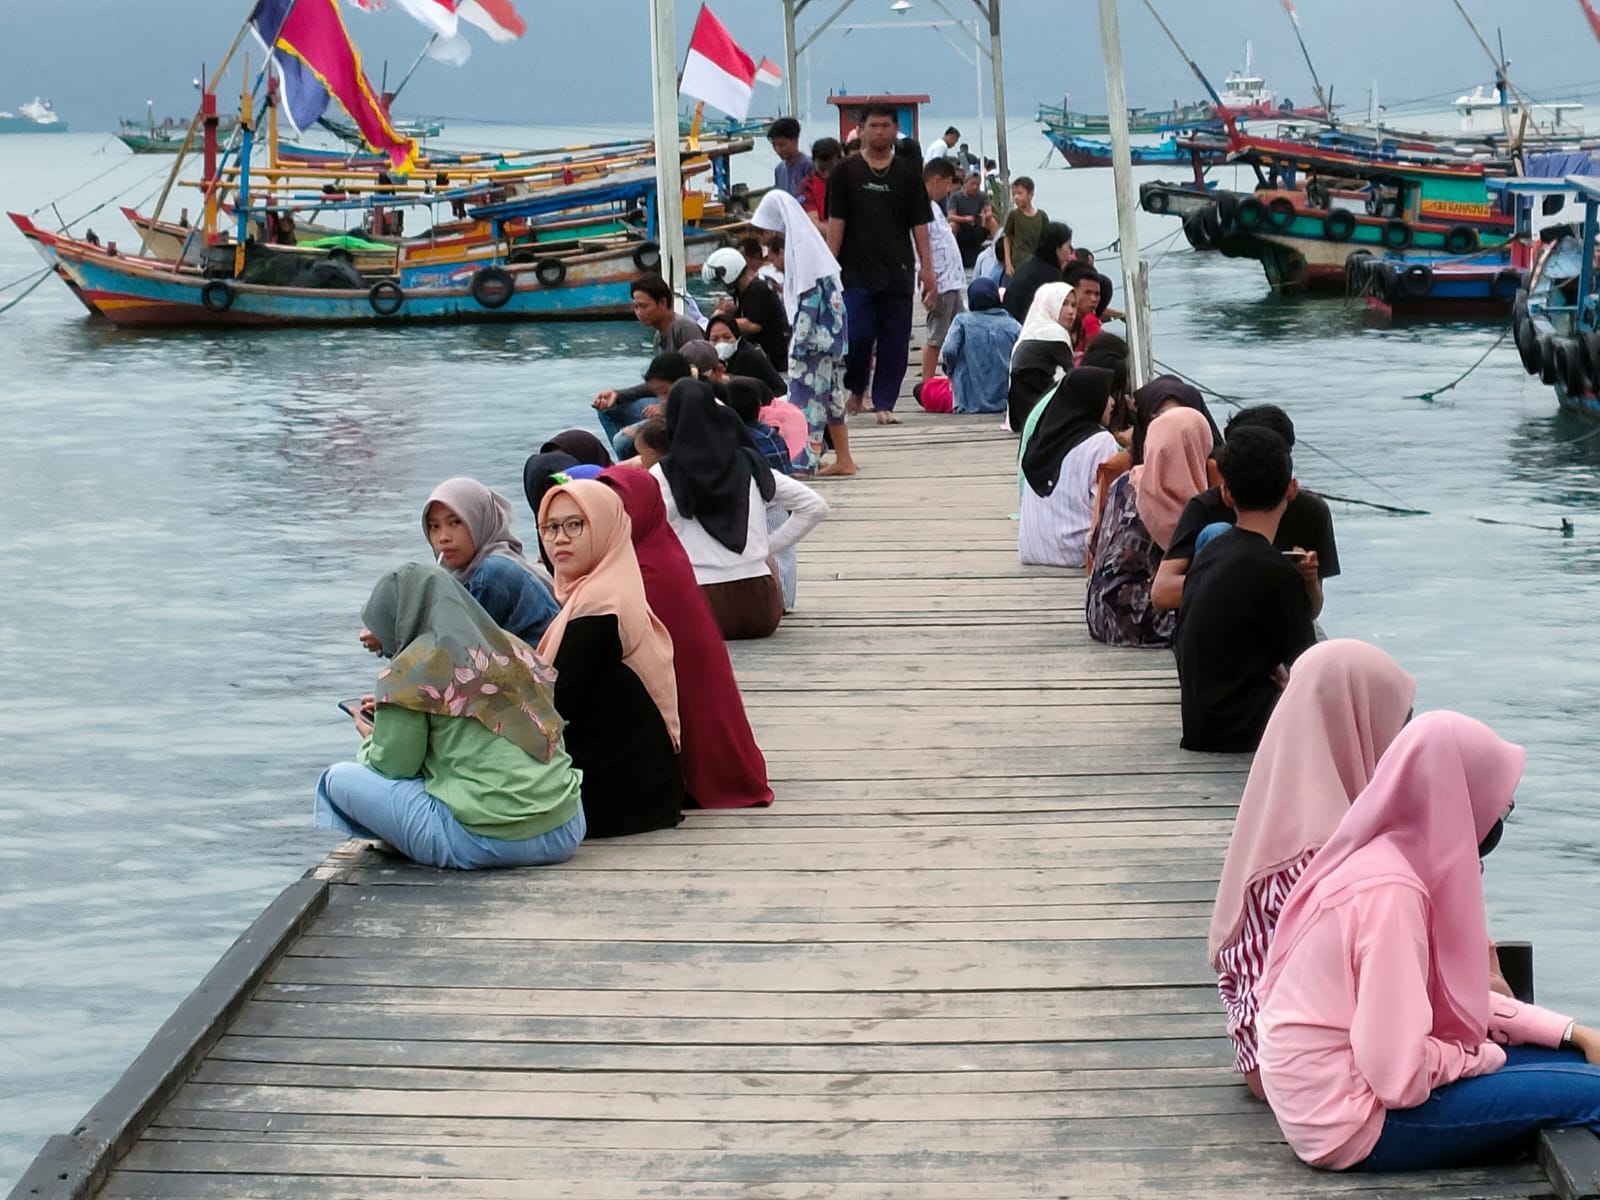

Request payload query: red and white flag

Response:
[679,4,756,119]
[755,57,783,87]
[357,0,525,42]
[458,0,525,40]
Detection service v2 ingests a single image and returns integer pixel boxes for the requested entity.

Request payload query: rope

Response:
[28,142,135,216]
[1405,329,1510,403]
[1150,356,1431,514]
[0,268,53,317]
[0,265,51,295]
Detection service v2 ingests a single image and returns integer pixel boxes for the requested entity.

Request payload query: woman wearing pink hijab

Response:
[1084,406,1212,646]
[1256,711,1600,1172]
[1209,639,1416,1099]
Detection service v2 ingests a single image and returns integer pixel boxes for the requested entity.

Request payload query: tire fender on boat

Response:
[1343,249,1372,291]
[1494,268,1524,301]
[1539,333,1562,386]
[1382,220,1412,249]
[1516,318,1543,375]
[1579,331,1600,383]
[368,279,404,316]
[1323,208,1357,241]
[1141,189,1170,214]
[1554,337,1591,395]
[1399,264,1433,299]
[508,248,538,265]
[200,279,235,313]
[470,266,516,310]
[1200,204,1226,245]
[1266,197,1296,228]
[534,258,568,287]
[633,241,662,272]
[1444,225,1479,254]
[1235,197,1268,229]
[1182,211,1211,250]
[1372,261,1399,302]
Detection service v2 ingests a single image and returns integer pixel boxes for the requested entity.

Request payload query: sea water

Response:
[2,120,1598,1185]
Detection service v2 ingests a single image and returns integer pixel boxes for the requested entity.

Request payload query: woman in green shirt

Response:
[315,563,586,869]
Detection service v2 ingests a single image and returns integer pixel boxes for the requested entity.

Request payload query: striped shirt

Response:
[1214,848,1316,1075]
[923,204,968,295]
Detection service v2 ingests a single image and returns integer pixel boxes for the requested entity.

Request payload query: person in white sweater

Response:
[652,380,828,639]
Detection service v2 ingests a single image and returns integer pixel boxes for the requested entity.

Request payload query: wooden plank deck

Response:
[13,413,1558,1199]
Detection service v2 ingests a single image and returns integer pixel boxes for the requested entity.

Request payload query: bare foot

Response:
[818,460,859,476]
[875,411,901,425]
[846,394,866,415]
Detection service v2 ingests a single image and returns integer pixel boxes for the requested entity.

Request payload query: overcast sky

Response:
[3,0,1599,132]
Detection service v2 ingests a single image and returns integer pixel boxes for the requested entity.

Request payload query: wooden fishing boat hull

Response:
[120,208,401,275]
[13,213,665,328]
[10,215,104,315]
[1045,131,1225,169]
[1179,191,1513,298]
[1138,182,1221,220]
[1511,229,1600,420]
[1346,255,1523,318]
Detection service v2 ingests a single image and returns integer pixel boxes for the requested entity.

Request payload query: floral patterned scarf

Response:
[362,562,563,762]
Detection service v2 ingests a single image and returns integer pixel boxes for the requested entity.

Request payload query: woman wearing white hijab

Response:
[751,190,855,477]
[1007,281,1079,434]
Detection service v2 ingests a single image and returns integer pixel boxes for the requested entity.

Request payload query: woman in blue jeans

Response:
[316,563,586,870]
[1255,711,1600,1172]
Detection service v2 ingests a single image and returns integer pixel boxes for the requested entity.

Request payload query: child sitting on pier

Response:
[420,478,559,645]
[1256,711,1600,1172]
[1172,426,1316,752]
[1209,640,1416,1100]
[534,478,685,838]
[1153,405,1338,618]
[317,564,586,869]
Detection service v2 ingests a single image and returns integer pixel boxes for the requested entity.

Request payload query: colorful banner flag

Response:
[680,5,756,120]
[251,0,416,170]
[393,0,460,38]
[755,57,783,87]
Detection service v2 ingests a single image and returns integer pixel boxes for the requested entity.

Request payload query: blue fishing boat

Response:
[1044,130,1226,169]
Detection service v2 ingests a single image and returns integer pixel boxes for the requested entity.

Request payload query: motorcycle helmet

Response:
[701,246,748,288]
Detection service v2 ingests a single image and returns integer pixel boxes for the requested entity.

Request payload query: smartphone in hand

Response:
[337,698,375,720]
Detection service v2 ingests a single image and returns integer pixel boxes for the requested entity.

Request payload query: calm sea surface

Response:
[3,120,1598,1184]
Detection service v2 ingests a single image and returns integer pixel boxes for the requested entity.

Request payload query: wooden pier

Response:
[11,414,1571,1199]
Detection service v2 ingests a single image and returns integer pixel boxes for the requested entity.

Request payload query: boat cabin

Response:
[826,93,930,145]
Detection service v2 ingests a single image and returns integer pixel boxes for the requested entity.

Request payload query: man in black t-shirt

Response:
[827,102,936,434]
[1173,428,1316,753]
[1153,404,1338,618]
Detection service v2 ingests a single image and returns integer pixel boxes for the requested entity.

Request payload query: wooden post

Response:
[984,0,1010,189]
[648,0,687,307]
[1097,0,1152,388]
[783,0,801,118]
[202,88,221,246]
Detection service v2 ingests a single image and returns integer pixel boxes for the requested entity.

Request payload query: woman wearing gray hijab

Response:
[420,477,559,643]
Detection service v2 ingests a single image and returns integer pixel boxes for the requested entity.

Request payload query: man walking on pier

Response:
[828,103,936,427]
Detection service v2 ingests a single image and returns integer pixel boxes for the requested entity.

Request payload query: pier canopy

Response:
[779,0,1012,186]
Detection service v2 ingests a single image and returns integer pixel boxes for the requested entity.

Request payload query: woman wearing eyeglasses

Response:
[535,478,685,838]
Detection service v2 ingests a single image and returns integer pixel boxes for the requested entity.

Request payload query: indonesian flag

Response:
[356,0,526,42]
[680,5,756,120]
[755,57,783,87]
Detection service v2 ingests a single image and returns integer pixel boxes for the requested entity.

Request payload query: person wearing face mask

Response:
[1256,712,1600,1173]
[704,313,787,398]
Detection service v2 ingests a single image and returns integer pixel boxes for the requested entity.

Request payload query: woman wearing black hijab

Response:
[653,380,828,639]
[539,430,612,466]
[523,450,581,570]
[1002,221,1075,324]
[1017,366,1123,569]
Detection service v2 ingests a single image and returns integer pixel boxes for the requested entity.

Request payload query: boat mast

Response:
[1098,0,1150,389]
[1447,0,1528,159]
[648,0,688,306]
[1279,1,1333,125]
[1137,0,1235,137]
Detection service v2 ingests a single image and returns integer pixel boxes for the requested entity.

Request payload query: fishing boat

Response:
[1452,83,1583,136]
[318,114,445,143]
[0,97,68,134]
[1163,132,1517,307]
[1035,99,1215,138]
[1213,42,1327,123]
[118,109,240,154]
[1045,131,1226,169]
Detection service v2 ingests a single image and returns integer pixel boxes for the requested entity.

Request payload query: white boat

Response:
[1453,84,1583,135]
[0,97,68,134]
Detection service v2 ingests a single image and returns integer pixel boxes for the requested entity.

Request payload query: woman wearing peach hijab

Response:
[1209,640,1415,1098]
[1257,711,1600,1172]
[1084,407,1212,647]
[536,479,683,838]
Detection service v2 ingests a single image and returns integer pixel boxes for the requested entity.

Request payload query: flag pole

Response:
[388,33,440,106]
[649,0,688,307]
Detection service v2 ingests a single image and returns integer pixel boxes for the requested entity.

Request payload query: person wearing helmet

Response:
[702,246,790,375]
